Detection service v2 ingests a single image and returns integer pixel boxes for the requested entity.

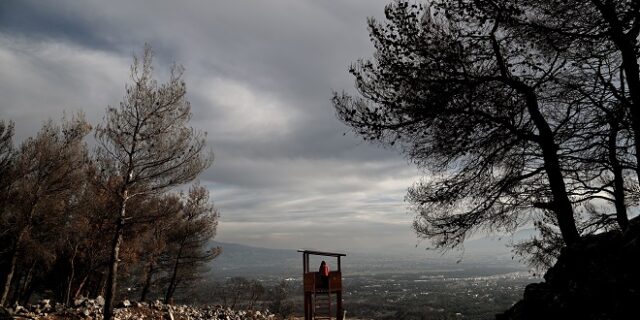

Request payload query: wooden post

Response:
[337,256,343,319]
[304,293,310,320]
[303,253,307,273]
[303,252,309,320]
[337,290,343,320]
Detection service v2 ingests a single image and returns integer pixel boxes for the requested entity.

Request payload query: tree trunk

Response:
[0,229,26,306]
[74,273,90,299]
[522,89,580,245]
[103,195,127,320]
[491,29,580,245]
[21,287,35,307]
[19,261,36,306]
[98,272,107,297]
[618,39,640,187]
[591,0,640,186]
[65,245,79,305]
[0,250,17,307]
[608,121,629,230]
[12,271,25,305]
[140,262,155,302]
[164,246,183,304]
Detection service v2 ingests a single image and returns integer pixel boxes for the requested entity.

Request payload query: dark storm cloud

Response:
[0,1,115,50]
[0,0,429,254]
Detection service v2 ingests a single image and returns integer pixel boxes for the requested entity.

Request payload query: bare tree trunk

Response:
[140,262,155,302]
[521,87,580,244]
[0,229,26,306]
[12,271,25,305]
[103,196,127,320]
[617,29,640,190]
[74,273,90,299]
[65,244,79,305]
[18,261,36,305]
[490,29,579,245]
[164,246,183,304]
[98,272,107,297]
[21,288,35,306]
[0,250,17,307]
[591,0,640,187]
[607,121,629,230]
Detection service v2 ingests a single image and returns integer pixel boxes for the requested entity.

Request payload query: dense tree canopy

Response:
[334,0,640,264]
[0,46,219,311]
[0,115,91,305]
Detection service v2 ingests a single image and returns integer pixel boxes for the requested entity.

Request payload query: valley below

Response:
[193,241,538,319]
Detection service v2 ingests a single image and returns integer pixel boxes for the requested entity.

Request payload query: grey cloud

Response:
[0,0,433,255]
[0,37,130,141]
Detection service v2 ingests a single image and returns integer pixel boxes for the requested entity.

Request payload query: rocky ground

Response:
[497,218,640,320]
[0,296,275,320]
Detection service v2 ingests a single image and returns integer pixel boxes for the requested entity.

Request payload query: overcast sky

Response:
[0,0,438,255]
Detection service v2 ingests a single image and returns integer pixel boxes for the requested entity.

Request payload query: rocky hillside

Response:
[497,221,640,319]
[0,297,275,320]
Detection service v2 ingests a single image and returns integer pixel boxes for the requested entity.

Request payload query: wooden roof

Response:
[297,249,346,257]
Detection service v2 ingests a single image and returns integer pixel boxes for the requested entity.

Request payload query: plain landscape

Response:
[189,234,537,320]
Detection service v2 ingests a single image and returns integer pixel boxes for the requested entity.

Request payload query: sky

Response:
[0,0,435,255]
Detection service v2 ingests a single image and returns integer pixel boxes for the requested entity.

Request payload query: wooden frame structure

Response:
[299,250,346,320]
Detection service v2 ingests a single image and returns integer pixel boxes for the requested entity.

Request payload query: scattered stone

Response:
[95,295,105,307]
[14,304,25,314]
[119,299,132,308]
[55,302,65,312]
[165,308,175,320]
[2,298,275,319]
[74,296,88,307]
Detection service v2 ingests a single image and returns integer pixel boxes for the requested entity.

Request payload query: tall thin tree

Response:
[95,45,212,319]
[163,183,220,304]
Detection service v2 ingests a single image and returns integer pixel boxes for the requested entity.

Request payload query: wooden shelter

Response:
[298,250,346,320]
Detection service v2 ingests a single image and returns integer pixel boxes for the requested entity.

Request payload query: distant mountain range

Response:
[208,242,299,278]
[207,229,536,279]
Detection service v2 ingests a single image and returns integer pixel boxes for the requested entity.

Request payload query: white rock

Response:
[96,295,105,306]
[74,297,86,307]
[166,309,175,320]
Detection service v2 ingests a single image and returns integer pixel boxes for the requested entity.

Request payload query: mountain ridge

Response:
[207,230,533,278]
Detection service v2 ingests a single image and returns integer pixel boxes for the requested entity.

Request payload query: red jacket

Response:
[320,264,330,277]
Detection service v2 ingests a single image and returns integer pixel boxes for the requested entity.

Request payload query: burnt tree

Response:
[95,45,212,319]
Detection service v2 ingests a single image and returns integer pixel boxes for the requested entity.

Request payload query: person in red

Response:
[319,260,330,289]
